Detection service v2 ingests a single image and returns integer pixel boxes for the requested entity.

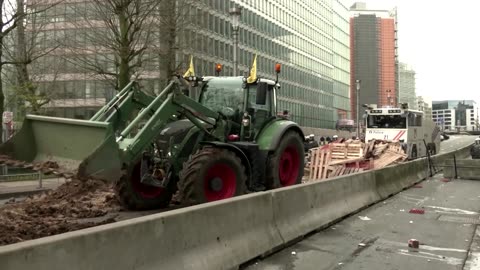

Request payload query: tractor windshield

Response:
[199,78,244,117]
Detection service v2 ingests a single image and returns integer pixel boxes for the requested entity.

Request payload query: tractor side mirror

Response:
[256,82,268,105]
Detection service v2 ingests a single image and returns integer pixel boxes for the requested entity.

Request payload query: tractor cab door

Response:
[244,82,275,137]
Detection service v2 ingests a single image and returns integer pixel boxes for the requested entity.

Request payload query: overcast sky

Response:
[347,0,479,104]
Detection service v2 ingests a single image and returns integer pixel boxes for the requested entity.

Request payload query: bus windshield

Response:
[367,115,407,129]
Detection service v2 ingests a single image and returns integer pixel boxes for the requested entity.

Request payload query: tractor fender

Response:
[255,120,305,151]
[199,141,252,183]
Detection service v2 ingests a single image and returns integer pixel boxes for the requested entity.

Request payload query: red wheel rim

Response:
[204,163,236,201]
[279,145,300,186]
[131,163,165,199]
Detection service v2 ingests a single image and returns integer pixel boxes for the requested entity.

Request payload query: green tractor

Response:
[0,65,305,210]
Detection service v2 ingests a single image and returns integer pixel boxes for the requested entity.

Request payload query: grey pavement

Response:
[439,135,476,154]
[243,174,480,270]
[242,136,477,270]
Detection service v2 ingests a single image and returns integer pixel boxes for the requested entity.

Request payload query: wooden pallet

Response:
[330,142,364,160]
[328,166,364,178]
[308,147,331,181]
[373,144,407,169]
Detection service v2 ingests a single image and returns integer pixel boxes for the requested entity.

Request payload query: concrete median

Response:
[432,143,473,173]
[444,159,480,180]
[0,145,474,270]
[272,170,379,243]
[375,158,429,199]
[0,192,282,270]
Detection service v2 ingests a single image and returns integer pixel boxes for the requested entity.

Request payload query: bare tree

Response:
[0,0,60,131]
[5,0,60,115]
[61,0,200,93]
[0,0,27,140]
[155,0,200,82]
[62,0,163,91]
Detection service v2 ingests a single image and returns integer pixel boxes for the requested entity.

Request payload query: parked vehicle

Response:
[365,107,441,159]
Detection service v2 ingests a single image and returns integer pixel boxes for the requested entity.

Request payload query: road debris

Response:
[408,239,420,248]
[0,178,120,246]
[409,208,425,214]
[306,139,407,181]
[358,216,371,221]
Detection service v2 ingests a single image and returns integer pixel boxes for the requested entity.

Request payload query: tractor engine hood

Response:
[155,119,208,155]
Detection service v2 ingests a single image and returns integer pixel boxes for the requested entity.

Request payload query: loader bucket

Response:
[0,115,123,181]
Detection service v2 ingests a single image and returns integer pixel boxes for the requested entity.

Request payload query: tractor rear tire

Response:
[178,146,247,205]
[115,161,174,210]
[266,131,305,189]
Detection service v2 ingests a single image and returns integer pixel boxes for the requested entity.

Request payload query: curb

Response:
[0,188,51,200]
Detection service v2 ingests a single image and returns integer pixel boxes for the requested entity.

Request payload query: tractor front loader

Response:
[0,65,305,210]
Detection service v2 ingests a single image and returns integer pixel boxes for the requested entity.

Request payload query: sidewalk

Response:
[0,178,66,199]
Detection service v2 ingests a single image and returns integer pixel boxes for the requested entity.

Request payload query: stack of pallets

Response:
[305,139,407,182]
[306,140,365,181]
[372,143,407,169]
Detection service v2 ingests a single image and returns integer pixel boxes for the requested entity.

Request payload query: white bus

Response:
[365,107,441,159]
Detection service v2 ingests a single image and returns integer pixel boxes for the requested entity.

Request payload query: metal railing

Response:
[0,169,46,189]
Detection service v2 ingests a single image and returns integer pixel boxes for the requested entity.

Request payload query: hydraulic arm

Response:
[115,76,226,165]
[0,76,225,183]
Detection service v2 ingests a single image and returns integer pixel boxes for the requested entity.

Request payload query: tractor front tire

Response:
[266,131,305,189]
[115,161,174,210]
[178,146,247,205]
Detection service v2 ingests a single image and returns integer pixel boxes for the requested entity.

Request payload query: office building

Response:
[417,96,432,120]
[398,62,417,110]
[18,0,351,131]
[350,2,398,122]
[432,100,478,131]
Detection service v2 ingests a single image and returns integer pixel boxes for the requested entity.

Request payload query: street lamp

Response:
[355,79,361,138]
[229,7,242,76]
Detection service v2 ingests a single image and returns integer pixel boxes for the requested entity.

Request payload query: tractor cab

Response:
[195,76,278,141]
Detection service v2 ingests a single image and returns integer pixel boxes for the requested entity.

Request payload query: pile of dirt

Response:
[0,178,121,246]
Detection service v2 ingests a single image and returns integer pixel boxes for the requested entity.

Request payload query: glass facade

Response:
[398,62,417,110]
[22,0,351,129]
[182,0,351,128]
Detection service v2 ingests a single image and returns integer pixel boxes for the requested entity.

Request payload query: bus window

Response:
[408,113,422,127]
[367,115,406,128]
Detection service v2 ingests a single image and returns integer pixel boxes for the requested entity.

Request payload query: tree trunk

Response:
[118,6,130,90]
[167,0,177,77]
[0,68,4,143]
[0,7,5,142]
[15,0,32,114]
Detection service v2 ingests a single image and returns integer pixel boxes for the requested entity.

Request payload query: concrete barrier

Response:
[444,159,480,180]
[432,143,473,173]
[0,144,475,270]
[375,158,429,199]
[0,193,283,270]
[272,170,379,243]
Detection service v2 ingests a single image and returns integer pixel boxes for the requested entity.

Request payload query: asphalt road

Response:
[439,135,477,154]
[242,137,480,270]
[243,173,480,270]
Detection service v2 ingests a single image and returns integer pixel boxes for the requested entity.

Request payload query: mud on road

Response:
[0,178,121,246]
